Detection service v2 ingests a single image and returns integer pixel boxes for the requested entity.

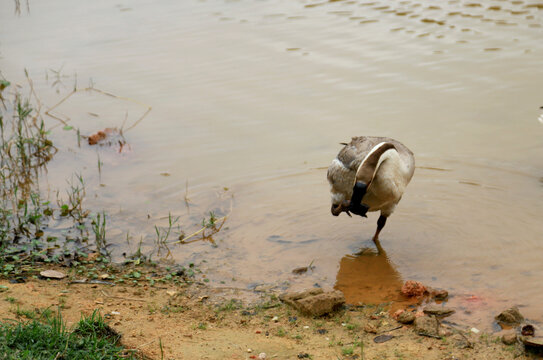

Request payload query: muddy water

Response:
[1,0,543,328]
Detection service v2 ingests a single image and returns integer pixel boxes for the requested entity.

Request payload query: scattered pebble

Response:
[423,305,456,318]
[258,353,267,359]
[522,324,535,336]
[397,311,416,324]
[272,316,279,322]
[502,332,517,345]
[39,270,66,279]
[111,311,121,316]
[432,289,449,301]
[247,348,252,353]
[496,306,524,326]
[303,326,309,330]
[292,266,309,275]
[414,316,439,337]
[470,327,480,334]
[364,323,378,334]
[374,334,395,343]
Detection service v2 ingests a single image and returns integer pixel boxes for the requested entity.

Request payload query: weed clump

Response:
[0,309,136,359]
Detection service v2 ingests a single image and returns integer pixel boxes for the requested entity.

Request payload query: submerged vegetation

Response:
[0,73,229,278]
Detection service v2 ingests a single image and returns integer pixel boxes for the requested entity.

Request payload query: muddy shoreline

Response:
[0,261,538,360]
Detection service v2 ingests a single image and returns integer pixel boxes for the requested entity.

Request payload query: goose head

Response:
[327,161,355,216]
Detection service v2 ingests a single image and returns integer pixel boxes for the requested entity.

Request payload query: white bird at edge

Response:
[327,136,415,244]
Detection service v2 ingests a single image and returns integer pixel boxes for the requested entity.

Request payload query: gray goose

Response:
[327,136,415,243]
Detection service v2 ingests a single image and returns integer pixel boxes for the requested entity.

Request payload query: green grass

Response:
[341,346,354,356]
[0,309,136,359]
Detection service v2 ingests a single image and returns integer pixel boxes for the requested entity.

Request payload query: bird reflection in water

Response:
[335,240,408,306]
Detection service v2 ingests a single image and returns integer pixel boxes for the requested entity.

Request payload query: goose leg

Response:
[372,215,387,243]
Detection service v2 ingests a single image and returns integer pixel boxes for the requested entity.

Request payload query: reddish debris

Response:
[392,309,404,320]
[401,280,428,297]
[88,128,114,145]
[87,127,129,153]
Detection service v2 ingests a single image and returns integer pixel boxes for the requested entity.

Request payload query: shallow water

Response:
[1,0,542,329]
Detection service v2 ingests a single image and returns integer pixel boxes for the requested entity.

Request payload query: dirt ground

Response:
[0,265,537,360]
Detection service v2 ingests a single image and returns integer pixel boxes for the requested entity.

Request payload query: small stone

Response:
[521,324,535,336]
[470,327,480,334]
[364,323,378,334]
[272,316,279,322]
[496,306,524,326]
[99,274,109,280]
[397,311,416,324]
[414,316,439,337]
[292,267,309,275]
[87,252,99,261]
[258,353,267,359]
[166,290,177,297]
[432,289,449,301]
[522,335,543,348]
[279,289,324,302]
[247,349,252,353]
[439,326,453,337]
[293,290,345,317]
[373,334,394,343]
[451,333,471,349]
[502,332,517,345]
[423,305,456,318]
[39,270,66,279]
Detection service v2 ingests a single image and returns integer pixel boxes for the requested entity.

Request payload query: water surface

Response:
[1,0,542,329]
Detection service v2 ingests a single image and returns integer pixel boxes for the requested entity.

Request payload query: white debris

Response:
[272,316,279,322]
[470,327,480,334]
[258,353,267,359]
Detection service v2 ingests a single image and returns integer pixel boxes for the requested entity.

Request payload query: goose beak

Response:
[331,201,352,216]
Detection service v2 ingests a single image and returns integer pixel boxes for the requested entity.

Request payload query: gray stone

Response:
[414,316,439,337]
[295,291,345,316]
[495,306,524,326]
[39,270,66,279]
[280,289,344,317]
[279,288,323,303]
[423,305,456,318]
[521,335,543,348]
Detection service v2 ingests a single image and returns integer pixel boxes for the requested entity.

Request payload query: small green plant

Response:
[276,327,286,337]
[217,299,242,312]
[154,212,180,256]
[91,211,107,253]
[202,211,217,229]
[341,346,354,356]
